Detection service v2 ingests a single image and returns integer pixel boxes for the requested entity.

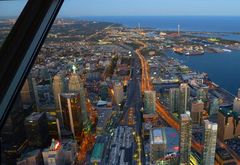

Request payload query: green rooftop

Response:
[90,143,105,162]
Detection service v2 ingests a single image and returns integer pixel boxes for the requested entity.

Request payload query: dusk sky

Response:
[0,0,240,17]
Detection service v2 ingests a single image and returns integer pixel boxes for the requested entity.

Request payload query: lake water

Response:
[78,16,240,95]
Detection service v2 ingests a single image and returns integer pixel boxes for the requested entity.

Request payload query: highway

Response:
[134,40,203,155]
[119,54,145,164]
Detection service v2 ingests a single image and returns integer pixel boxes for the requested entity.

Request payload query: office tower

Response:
[52,74,65,109]
[113,82,124,105]
[217,108,240,141]
[179,114,192,165]
[60,93,82,141]
[144,91,156,114]
[1,95,26,164]
[47,114,61,140]
[99,81,109,101]
[20,77,35,105]
[68,65,81,93]
[25,112,49,147]
[202,120,218,165]
[190,100,204,125]
[32,77,55,110]
[150,128,167,163]
[68,65,90,130]
[169,88,180,113]
[233,97,240,113]
[179,83,190,115]
[79,81,91,131]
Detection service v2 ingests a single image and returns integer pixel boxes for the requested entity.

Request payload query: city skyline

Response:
[1,0,240,17]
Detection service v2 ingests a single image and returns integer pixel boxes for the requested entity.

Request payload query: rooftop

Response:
[90,143,105,162]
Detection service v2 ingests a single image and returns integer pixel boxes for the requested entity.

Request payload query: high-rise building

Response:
[179,114,192,165]
[52,74,65,109]
[217,108,240,141]
[25,112,49,147]
[46,114,61,140]
[79,81,91,131]
[1,95,26,164]
[169,88,180,113]
[144,91,156,114]
[202,120,218,165]
[68,72,81,93]
[32,78,55,110]
[113,82,124,105]
[233,97,240,113]
[150,128,167,164]
[68,66,90,130]
[179,83,190,115]
[190,100,204,125]
[209,98,219,115]
[20,77,35,105]
[59,93,82,141]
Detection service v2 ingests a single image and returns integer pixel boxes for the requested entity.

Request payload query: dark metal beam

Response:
[0,0,64,128]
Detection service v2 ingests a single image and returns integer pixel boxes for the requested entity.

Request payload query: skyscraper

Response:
[217,108,240,141]
[144,91,156,114]
[150,128,167,164]
[169,88,180,113]
[20,77,35,105]
[68,68,81,93]
[179,83,190,115]
[233,97,240,113]
[25,112,49,147]
[190,100,204,125]
[68,65,90,130]
[52,74,65,109]
[79,80,91,131]
[202,120,218,165]
[113,82,124,105]
[59,93,82,141]
[179,114,192,165]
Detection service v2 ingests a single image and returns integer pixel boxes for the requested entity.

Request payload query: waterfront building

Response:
[209,98,220,115]
[179,114,192,165]
[24,112,49,147]
[59,93,83,141]
[202,120,218,165]
[169,88,180,113]
[217,108,240,141]
[179,83,190,115]
[144,91,156,114]
[113,82,124,105]
[190,100,204,125]
[233,97,240,113]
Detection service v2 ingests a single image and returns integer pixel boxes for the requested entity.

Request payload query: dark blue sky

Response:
[1,0,240,17]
